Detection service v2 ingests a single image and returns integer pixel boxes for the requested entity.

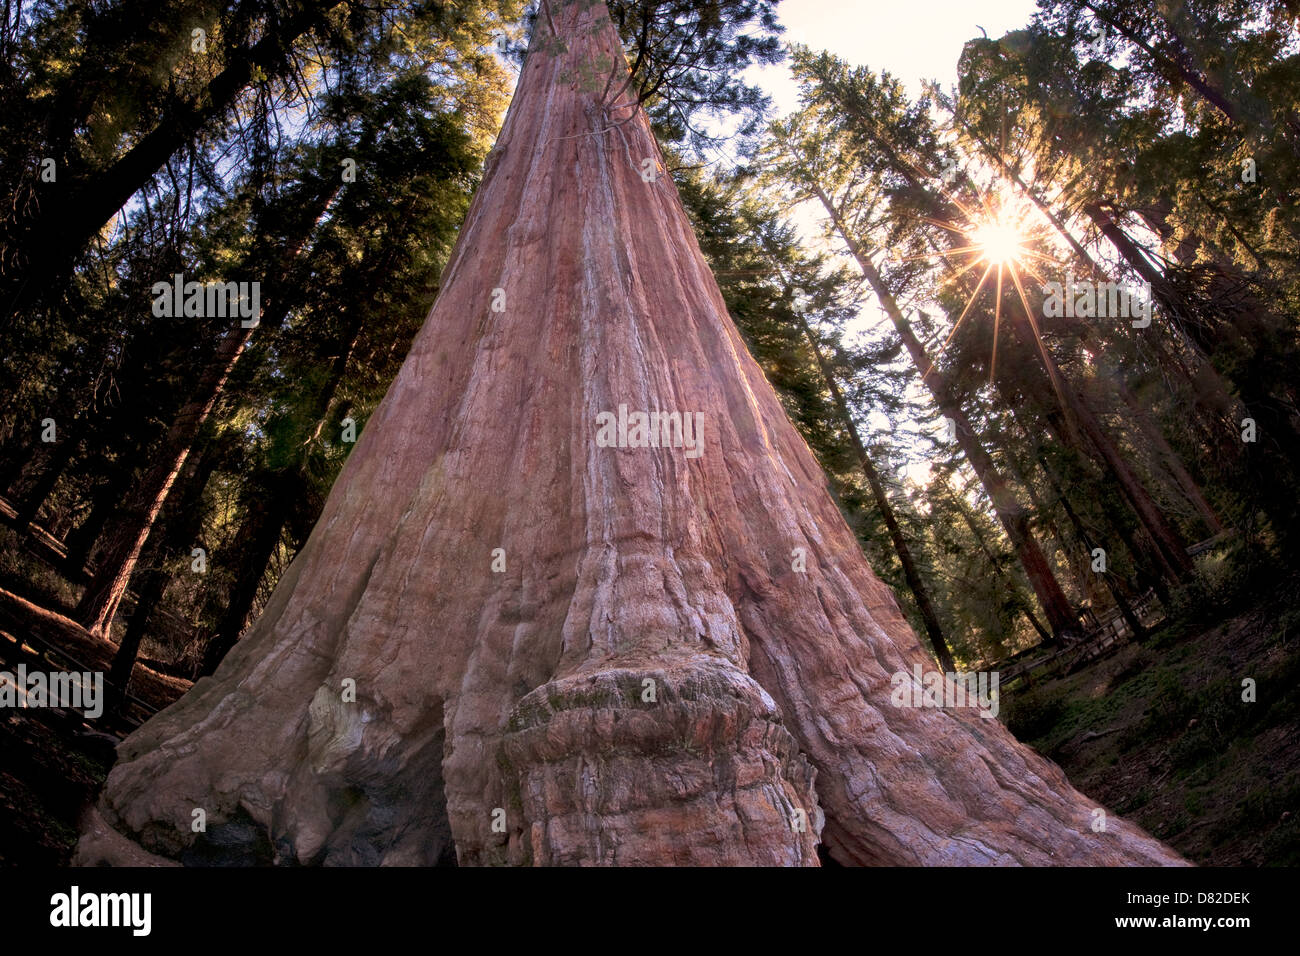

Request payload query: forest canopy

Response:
[1,0,1297,677]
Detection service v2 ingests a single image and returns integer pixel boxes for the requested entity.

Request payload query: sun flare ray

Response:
[925,189,1065,395]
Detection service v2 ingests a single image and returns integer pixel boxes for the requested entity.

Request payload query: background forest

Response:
[1,0,1299,865]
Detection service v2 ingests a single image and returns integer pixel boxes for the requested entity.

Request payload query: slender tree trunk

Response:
[797,316,955,671]
[1023,322,1194,580]
[949,109,1102,275]
[109,443,221,700]
[14,432,79,529]
[198,470,294,677]
[918,223,1190,566]
[1097,0,1300,166]
[1116,382,1223,534]
[814,185,1080,642]
[1048,463,1145,640]
[935,240,1196,583]
[1069,219,1236,449]
[74,327,252,637]
[1035,445,1155,633]
[1076,0,1246,124]
[105,565,167,715]
[1020,601,1052,643]
[0,437,28,497]
[823,65,1201,578]
[64,463,135,578]
[1087,202,1300,541]
[1082,203,1191,337]
[1035,400,1178,604]
[998,437,1095,595]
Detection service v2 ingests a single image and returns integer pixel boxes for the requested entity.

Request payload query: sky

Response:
[757,0,1043,113]
[740,0,1045,279]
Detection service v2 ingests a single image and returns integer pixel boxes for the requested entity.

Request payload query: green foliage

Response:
[0,0,520,661]
[1002,686,1068,741]
[607,0,785,154]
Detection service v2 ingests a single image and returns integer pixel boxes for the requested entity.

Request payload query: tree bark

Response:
[78,0,1182,867]
[109,442,222,698]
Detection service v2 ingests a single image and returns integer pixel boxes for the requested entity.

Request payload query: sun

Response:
[972,220,1025,265]
[889,184,1071,411]
[894,188,1065,399]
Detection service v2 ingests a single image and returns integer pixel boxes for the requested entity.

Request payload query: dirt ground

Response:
[1002,590,1300,865]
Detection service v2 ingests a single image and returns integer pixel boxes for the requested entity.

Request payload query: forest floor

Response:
[1002,569,1300,865]
[2,553,1298,865]
[0,523,192,865]
[0,633,189,866]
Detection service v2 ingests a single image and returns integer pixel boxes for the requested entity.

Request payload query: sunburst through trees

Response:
[907,189,1061,395]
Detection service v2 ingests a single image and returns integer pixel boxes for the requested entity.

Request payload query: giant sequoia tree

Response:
[78,0,1182,866]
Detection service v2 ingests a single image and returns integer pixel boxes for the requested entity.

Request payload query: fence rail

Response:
[998,589,1164,688]
[0,627,160,736]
